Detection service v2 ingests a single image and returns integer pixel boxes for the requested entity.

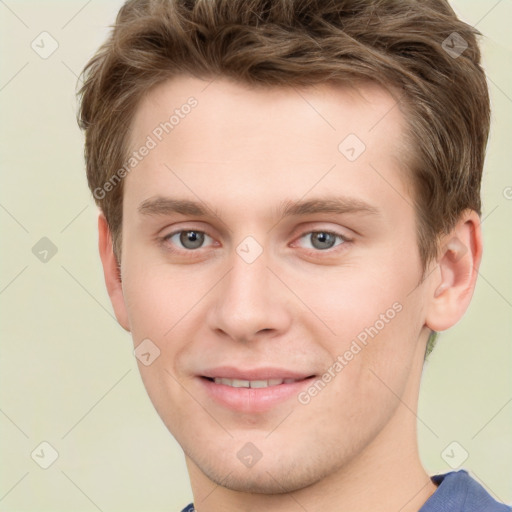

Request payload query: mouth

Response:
[198,369,316,412]
[202,376,311,388]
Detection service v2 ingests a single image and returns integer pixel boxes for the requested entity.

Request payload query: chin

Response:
[186,442,341,495]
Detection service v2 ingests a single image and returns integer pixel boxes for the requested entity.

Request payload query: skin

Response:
[98,75,482,512]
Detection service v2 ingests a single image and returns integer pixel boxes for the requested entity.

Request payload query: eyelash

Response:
[160,229,351,256]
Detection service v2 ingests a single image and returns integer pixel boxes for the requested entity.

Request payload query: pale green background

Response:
[0,1,510,510]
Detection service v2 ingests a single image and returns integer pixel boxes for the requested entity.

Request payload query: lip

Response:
[198,366,316,413]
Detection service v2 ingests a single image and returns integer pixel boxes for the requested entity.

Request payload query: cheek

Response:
[293,261,413,342]
[121,259,197,341]
[297,256,424,391]
[323,291,424,411]
[123,279,165,339]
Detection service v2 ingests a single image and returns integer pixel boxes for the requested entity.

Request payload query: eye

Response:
[164,230,214,251]
[296,231,348,251]
[161,228,349,254]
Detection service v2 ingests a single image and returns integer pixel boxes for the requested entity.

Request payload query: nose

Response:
[206,244,292,343]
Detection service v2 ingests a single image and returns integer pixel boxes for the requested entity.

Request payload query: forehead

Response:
[124,75,411,223]
[130,75,406,155]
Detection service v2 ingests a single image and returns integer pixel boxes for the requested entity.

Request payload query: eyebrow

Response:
[137,195,379,221]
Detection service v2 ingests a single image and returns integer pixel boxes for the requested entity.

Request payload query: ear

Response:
[425,210,483,332]
[98,212,131,332]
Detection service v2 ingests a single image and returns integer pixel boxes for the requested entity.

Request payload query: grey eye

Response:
[169,230,209,250]
[300,231,346,251]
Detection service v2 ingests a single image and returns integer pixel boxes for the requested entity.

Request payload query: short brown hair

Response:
[78,0,490,279]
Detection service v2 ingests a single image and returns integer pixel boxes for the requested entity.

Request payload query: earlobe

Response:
[425,210,482,332]
[98,213,131,332]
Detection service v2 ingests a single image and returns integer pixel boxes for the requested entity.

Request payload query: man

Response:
[78,0,510,510]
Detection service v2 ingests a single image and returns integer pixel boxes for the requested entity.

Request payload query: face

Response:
[113,76,435,493]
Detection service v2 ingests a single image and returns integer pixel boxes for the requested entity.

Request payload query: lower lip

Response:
[199,377,315,413]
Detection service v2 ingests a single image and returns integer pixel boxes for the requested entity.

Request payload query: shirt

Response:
[180,470,511,511]
[419,470,511,511]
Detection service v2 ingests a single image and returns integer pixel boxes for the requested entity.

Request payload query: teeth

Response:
[250,380,269,388]
[212,377,297,388]
[231,379,250,388]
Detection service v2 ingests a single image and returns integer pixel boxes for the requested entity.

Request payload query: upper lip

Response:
[200,366,315,381]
